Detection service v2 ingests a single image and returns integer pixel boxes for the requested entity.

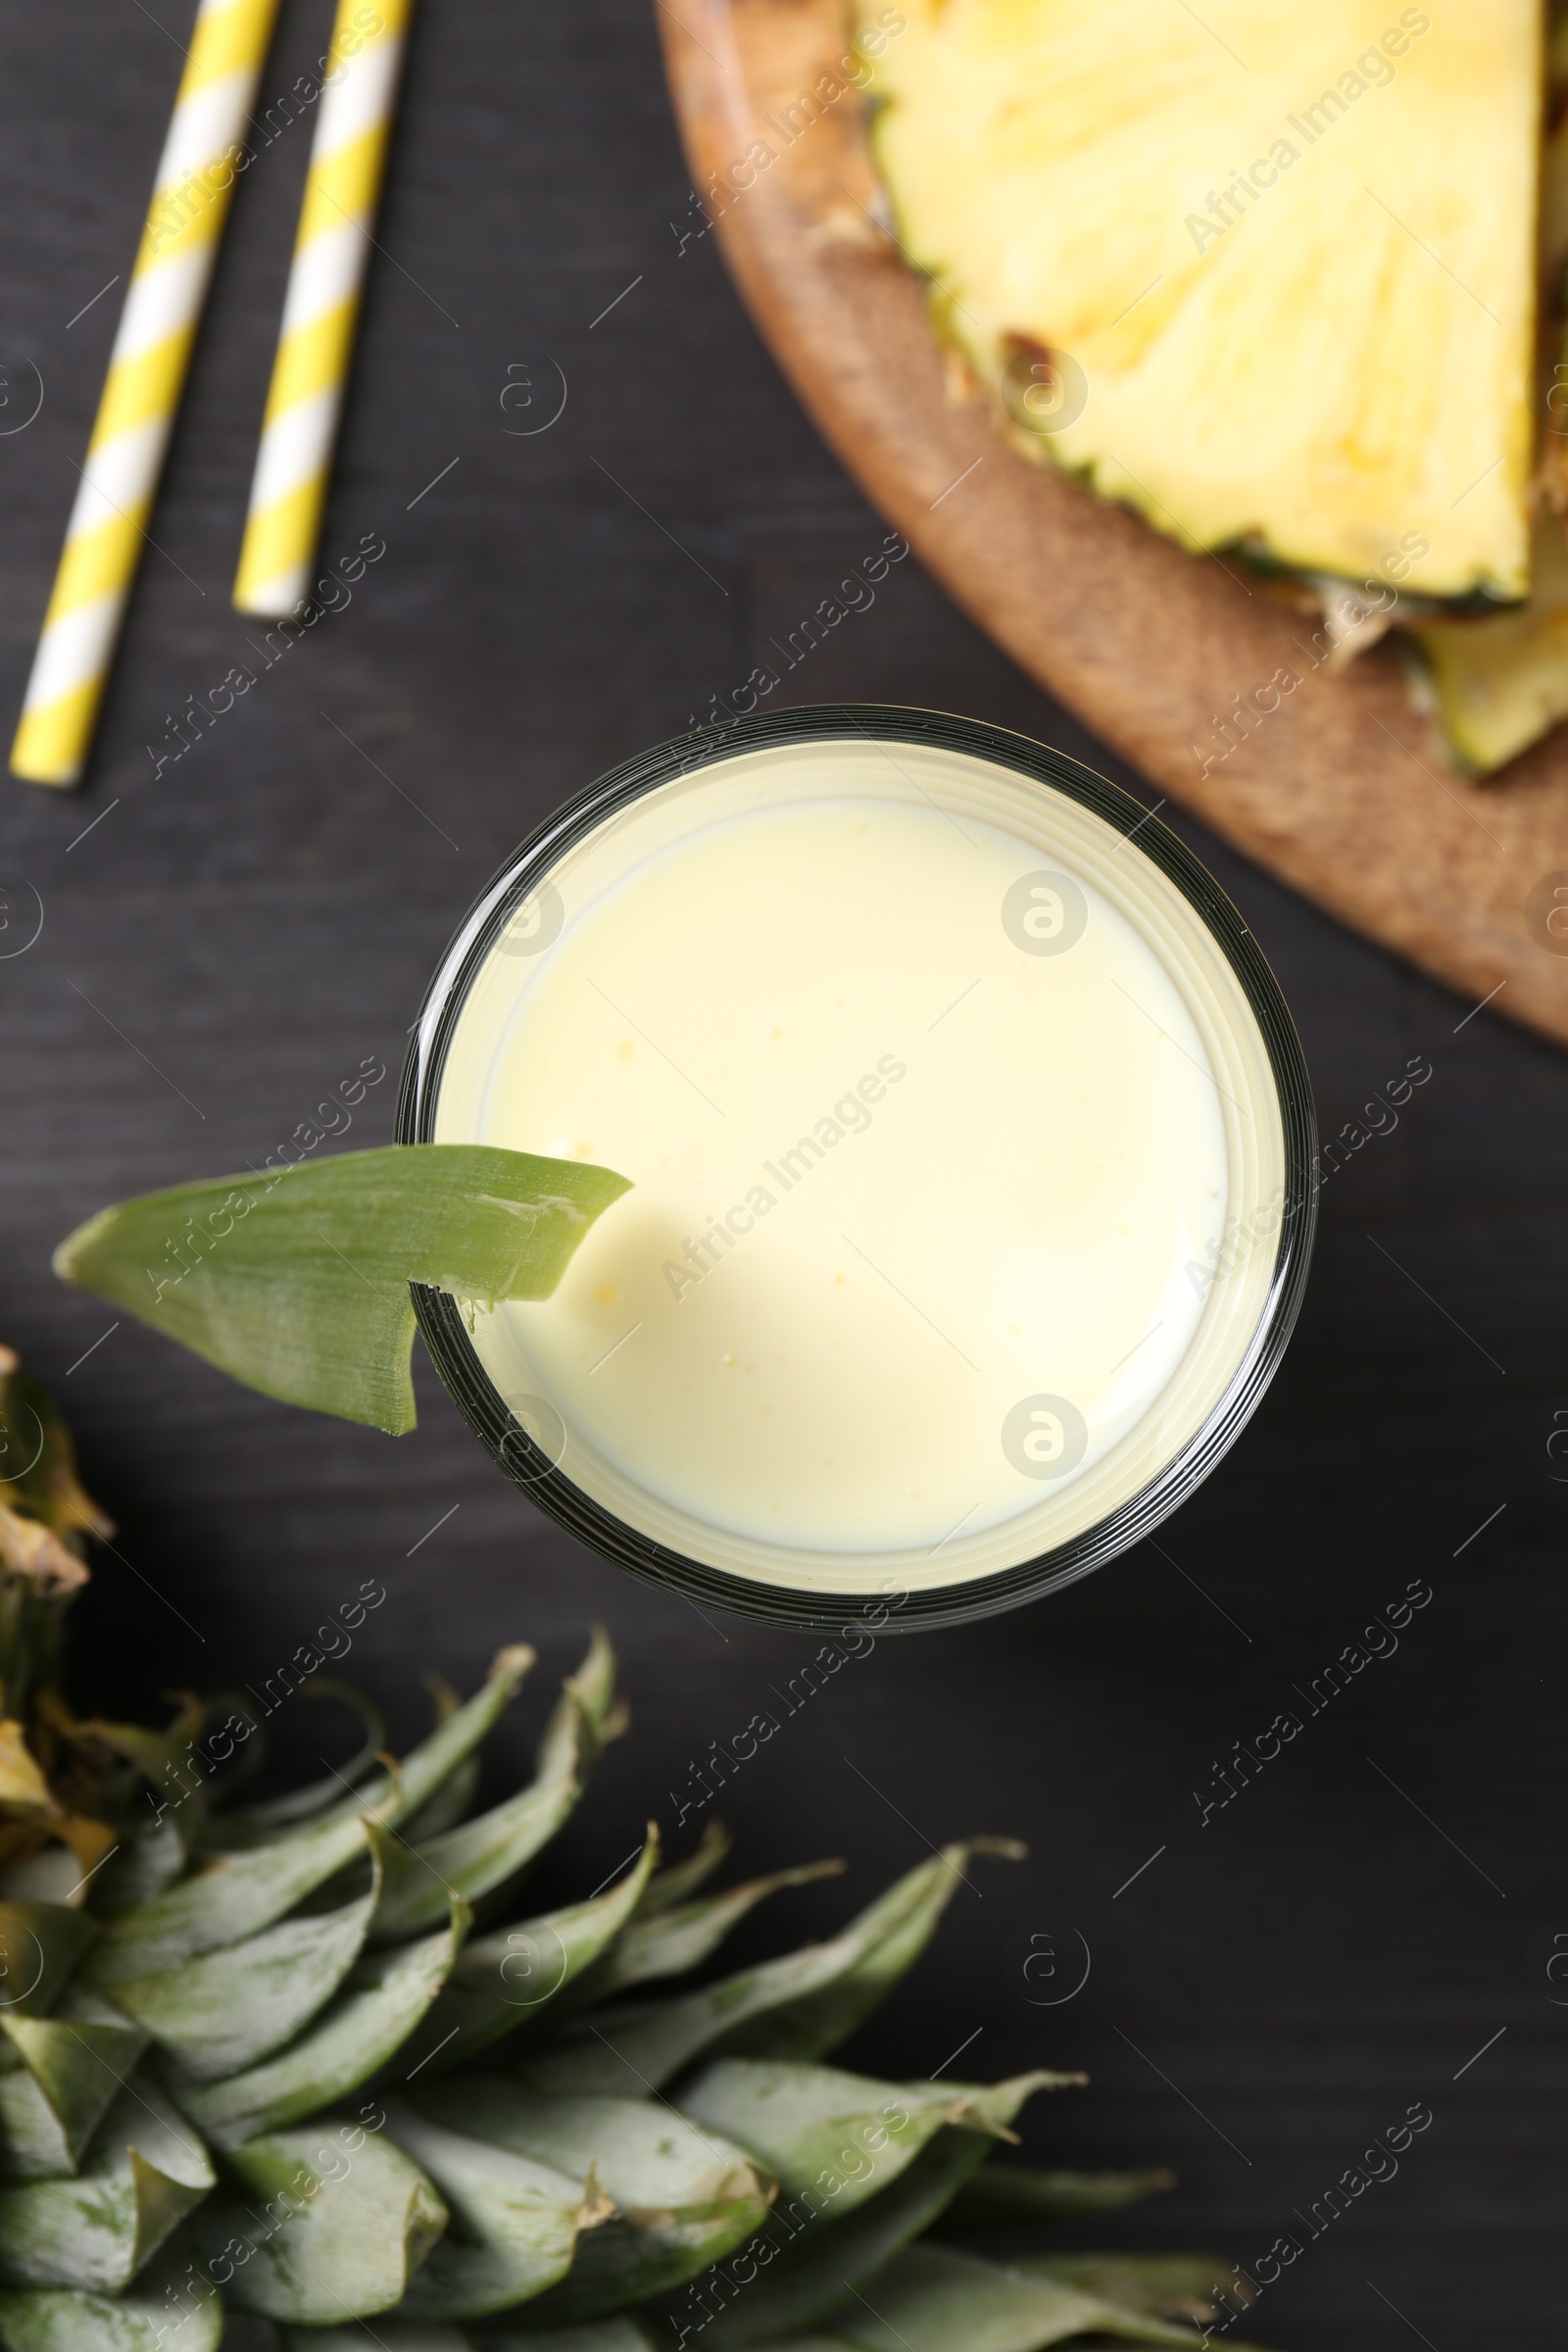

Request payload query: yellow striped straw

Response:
[233,0,416,618]
[10,0,282,789]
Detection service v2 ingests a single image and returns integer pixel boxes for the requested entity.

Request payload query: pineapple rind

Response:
[1410,513,1568,768]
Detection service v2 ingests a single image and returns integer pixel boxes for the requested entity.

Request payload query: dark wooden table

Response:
[2,6,1563,2345]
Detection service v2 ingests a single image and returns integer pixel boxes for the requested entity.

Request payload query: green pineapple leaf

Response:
[682,2069,1060,2349]
[810,2241,1223,2352]
[109,1843,386,2082]
[371,1628,620,1944]
[937,2167,1175,2228]
[53,1145,632,1435]
[410,2084,773,2322]
[372,1698,592,1941]
[584,1859,845,2000]
[1017,2253,1258,2326]
[0,2234,223,2350]
[398,1830,661,2078]
[516,1845,1017,2100]
[0,2076,214,2293]
[679,2062,1080,2223]
[483,2327,655,2352]
[200,2121,448,2323]
[385,2097,612,2322]
[0,2001,149,2183]
[279,2323,650,2352]
[0,1906,96,2020]
[200,1680,387,1851]
[638,1821,733,1911]
[89,1646,534,1983]
[175,1903,471,2151]
[0,1565,1277,2346]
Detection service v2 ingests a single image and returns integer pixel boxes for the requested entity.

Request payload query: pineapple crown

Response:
[0,1626,1261,2351]
[0,1348,1260,2349]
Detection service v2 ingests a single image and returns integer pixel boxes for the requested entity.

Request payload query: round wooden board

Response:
[659,0,1568,1047]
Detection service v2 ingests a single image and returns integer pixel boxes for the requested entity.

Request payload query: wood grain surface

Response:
[0,6,1565,2346]
[660,0,1568,1047]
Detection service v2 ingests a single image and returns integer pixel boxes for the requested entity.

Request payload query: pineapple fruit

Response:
[1409,511,1568,768]
[858,0,1568,771]
[1402,25,1568,770]
[0,1355,1267,2349]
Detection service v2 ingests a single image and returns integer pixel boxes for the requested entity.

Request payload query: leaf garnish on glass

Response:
[53,1145,632,1434]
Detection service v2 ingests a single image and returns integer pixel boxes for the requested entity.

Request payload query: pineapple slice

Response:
[1407,49,1568,772]
[1410,513,1568,767]
[863,0,1540,602]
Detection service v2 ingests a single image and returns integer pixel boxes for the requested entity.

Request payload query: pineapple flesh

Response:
[865,0,1540,600]
[1406,33,1568,769]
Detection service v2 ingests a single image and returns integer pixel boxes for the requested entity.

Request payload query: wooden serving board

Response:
[659,0,1568,1047]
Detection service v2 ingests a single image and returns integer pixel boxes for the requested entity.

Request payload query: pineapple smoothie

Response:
[422,723,1303,1604]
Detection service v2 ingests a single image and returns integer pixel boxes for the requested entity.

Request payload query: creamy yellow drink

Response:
[420,723,1305,1608]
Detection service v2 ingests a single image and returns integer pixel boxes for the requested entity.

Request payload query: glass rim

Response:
[398,702,1318,1635]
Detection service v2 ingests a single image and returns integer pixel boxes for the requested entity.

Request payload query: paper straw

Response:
[233,0,416,618]
[10,0,282,789]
